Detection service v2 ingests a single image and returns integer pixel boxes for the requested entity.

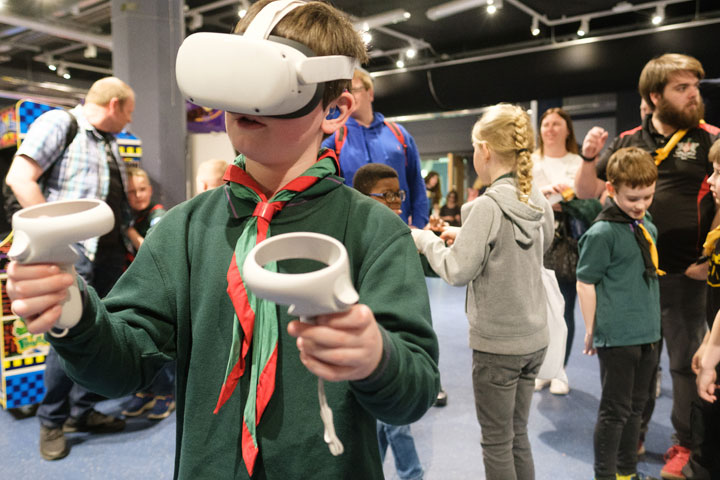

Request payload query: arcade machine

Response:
[0,99,141,411]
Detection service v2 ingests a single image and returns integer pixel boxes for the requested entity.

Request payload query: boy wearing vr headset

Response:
[5,1,440,479]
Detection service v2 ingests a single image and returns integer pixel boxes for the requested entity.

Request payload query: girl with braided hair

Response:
[412,103,554,479]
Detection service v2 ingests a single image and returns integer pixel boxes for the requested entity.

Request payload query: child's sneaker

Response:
[122,393,156,417]
[147,395,175,420]
[660,445,690,480]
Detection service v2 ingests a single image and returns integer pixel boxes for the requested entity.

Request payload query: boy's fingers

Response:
[21,305,64,335]
[11,290,69,320]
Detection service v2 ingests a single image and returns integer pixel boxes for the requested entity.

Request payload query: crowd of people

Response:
[2,1,720,480]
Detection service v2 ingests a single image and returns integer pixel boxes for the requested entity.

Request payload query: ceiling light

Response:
[189,13,203,30]
[353,9,411,31]
[577,17,589,37]
[486,0,502,14]
[361,31,372,45]
[57,64,70,79]
[396,58,405,69]
[651,4,665,25]
[237,0,250,18]
[531,16,540,36]
[83,44,97,58]
[426,0,486,21]
[47,57,57,71]
[406,47,417,59]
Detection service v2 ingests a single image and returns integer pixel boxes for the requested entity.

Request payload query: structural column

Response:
[111,0,187,207]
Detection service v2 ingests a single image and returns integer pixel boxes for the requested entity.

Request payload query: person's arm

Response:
[574,127,609,199]
[126,226,144,250]
[5,154,47,207]
[404,133,429,229]
[413,198,495,286]
[698,310,720,402]
[576,280,597,355]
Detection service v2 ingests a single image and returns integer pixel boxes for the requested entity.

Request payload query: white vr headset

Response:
[175,0,358,118]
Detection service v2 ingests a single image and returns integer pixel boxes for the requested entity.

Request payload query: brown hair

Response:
[537,107,578,156]
[606,147,658,189]
[85,77,134,108]
[709,139,720,165]
[472,104,535,202]
[234,0,369,108]
[353,163,398,195]
[638,53,704,109]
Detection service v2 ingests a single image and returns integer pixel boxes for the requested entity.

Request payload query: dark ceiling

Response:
[1,0,719,113]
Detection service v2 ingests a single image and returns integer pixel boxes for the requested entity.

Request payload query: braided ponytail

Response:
[513,113,534,202]
[472,104,535,202]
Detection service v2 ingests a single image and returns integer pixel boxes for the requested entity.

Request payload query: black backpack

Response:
[2,110,78,225]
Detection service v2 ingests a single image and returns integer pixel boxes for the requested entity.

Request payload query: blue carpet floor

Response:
[1,277,674,479]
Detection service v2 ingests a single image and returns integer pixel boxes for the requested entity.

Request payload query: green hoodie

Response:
[49,176,439,479]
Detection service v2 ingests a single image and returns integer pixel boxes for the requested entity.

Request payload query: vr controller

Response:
[242,232,359,456]
[8,199,114,336]
[242,232,358,319]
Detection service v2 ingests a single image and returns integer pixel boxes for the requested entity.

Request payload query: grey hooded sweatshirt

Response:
[413,177,554,355]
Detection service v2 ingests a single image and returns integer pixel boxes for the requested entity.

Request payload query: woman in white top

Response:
[532,107,583,396]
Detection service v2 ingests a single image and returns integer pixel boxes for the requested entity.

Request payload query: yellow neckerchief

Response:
[654,119,705,166]
[703,225,720,257]
[636,222,666,276]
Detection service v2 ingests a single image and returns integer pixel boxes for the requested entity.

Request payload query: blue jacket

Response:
[322,112,429,228]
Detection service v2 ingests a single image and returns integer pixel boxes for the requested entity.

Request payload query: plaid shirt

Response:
[16,104,130,259]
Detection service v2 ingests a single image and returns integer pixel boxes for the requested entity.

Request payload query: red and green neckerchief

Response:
[216,150,339,477]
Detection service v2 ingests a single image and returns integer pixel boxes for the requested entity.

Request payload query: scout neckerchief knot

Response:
[595,197,666,279]
[216,150,339,477]
[654,119,706,166]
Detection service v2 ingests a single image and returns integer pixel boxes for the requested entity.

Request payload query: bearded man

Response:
[575,53,720,480]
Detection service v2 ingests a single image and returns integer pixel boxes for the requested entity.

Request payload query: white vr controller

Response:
[242,232,359,457]
[242,232,359,318]
[8,199,114,336]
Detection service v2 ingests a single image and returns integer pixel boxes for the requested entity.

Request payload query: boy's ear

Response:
[321,91,354,135]
[606,181,615,198]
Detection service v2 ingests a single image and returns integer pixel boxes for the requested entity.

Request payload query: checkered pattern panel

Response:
[17,101,57,135]
[4,370,45,409]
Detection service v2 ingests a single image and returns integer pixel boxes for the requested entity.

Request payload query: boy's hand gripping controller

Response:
[242,232,359,456]
[8,199,115,337]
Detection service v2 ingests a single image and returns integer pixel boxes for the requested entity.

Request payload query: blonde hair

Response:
[85,77,134,107]
[709,139,720,165]
[234,0,369,108]
[354,69,374,91]
[126,166,149,182]
[639,53,704,109]
[472,104,535,202]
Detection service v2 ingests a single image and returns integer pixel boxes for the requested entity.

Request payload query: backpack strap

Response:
[384,120,408,166]
[62,110,78,152]
[333,125,348,158]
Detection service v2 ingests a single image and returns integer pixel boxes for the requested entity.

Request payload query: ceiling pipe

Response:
[372,16,720,78]
[504,0,686,27]
[0,11,112,49]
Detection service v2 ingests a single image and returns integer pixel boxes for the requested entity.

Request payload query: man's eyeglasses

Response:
[350,87,367,94]
[368,190,406,203]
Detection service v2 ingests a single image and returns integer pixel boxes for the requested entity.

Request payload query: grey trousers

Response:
[658,274,708,447]
[472,348,546,480]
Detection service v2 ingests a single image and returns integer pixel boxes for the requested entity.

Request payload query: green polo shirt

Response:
[577,217,661,348]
